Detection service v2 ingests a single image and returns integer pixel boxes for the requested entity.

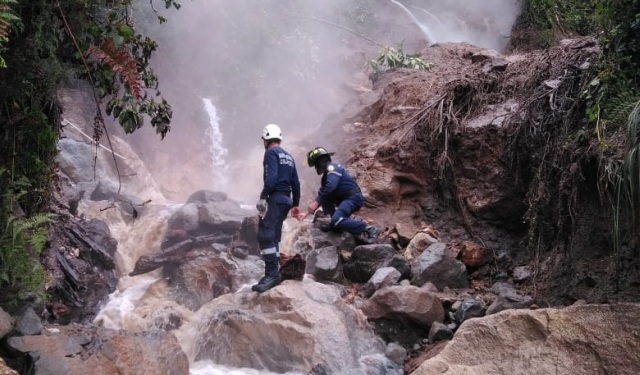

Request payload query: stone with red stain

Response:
[459,241,488,267]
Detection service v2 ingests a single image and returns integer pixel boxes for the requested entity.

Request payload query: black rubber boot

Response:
[252,274,283,293]
[252,253,282,293]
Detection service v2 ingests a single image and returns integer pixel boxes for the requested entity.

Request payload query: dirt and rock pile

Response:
[321,36,640,308]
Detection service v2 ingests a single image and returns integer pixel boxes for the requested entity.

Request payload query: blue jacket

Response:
[315,162,361,203]
[260,146,301,206]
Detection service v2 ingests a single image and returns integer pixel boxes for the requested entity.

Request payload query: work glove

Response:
[256,199,267,216]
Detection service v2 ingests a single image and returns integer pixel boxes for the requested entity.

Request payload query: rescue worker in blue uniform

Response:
[305,147,380,241]
[253,124,301,293]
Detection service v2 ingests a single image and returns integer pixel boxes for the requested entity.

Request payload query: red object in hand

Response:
[291,206,300,218]
[307,200,320,214]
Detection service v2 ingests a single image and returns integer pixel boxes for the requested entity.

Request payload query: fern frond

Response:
[9,213,55,253]
[0,0,18,41]
[87,37,143,99]
[602,90,640,127]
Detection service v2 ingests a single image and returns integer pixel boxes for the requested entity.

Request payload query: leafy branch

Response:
[0,0,19,68]
[368,45,432,76]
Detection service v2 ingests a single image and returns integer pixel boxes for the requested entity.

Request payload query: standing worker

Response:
[254,124,301,293]
[303,146,380,241]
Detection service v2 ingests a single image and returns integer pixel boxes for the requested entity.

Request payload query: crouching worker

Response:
[254,124,301,293]
[304,147,379,241]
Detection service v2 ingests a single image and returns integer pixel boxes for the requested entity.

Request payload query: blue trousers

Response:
[320,193,367,236]
[257,193,292,277]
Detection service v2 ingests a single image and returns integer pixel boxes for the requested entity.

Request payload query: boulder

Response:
[411,243,468,289]
[411,304,640,375]
[403,232,439,261]
[361,285,445,328]
[14,308,42,336]
[364,267,402,298]
[4,325,188,375]
[190,280,386,374]
[306,246,341,282]
[344,244,410,283]
[454,298,487,323]
[164,253,263,311]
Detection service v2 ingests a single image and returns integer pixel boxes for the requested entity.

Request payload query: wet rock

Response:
[365,267,402,298]
[46,217,118,324]
[359,354,403,375]
[5,324,188,375]
[191,280,385,374]
[411,243,468,290]
[386,342,407,365]
[362,285,445,328]
[306,246,341,282]
[403,232,439,262]
[343,244,410,283]
[513,266,532,283]
[164,254,231,311]
[131,234,232,276]
[428,322,453,343]
[459,241,489,267]
[238,216,260,255]
[14,308,42,336]
[454,298,486,323]
[164,253,262,311]
[0,308,14,339]
[163,194,253,250]
[486,282,533,315]
[411,304,640,375]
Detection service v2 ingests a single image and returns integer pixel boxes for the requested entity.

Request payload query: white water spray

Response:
[389,0,437,45]
[203,98,229,191]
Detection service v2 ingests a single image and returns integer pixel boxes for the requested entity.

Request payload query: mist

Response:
[123,0,522,203]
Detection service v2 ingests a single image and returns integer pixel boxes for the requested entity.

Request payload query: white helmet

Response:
[261,123,282,141]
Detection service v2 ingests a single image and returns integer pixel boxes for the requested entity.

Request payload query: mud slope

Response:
[324,38,640,305]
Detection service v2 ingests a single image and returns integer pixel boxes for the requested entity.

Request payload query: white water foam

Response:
[190,361,304,375]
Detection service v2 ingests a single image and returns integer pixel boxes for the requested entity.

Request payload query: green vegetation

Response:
[368,45,432,75]
[517,0,640,262]
[0,0,178,300]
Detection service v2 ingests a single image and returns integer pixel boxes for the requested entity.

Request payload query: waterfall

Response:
[202,98,229,191]
[389,0,437,45]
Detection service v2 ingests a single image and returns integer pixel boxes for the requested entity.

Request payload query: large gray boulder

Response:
[411,242,468,289]
[306,246,342,282]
